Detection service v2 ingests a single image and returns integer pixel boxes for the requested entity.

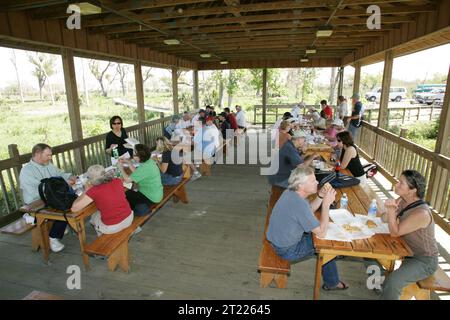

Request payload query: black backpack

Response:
[38,176,78,211]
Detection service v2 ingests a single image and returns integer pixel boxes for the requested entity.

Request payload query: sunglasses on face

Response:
[113,122,122,125]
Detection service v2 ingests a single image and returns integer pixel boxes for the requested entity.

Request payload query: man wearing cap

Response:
[345,93,364,140]
[268,131,316,189]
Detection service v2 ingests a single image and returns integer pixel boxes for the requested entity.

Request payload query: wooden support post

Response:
[61,48,85,174]
[8,144,21,186]
[262,68,268,129]
[253,105,257,125]
[337,66,344,97]
[353,62,361,96]
[193,69,199,111]
[172,67,179,115]
[134,61,146,144]
[426,66,450,203]
[394,128,408,177]
[378,50,394,130]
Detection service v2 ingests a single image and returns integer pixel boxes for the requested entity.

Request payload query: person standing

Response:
[336,95,348,120]
[19,143,77,252]
[320,100,333,120]
[345,93,364,141]
[235,105,247,133]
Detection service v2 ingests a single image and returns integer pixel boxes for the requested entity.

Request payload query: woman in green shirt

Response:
[119,144,163,216]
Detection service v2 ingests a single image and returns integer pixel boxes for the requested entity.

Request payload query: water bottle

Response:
[112,146,119,159]
[340,193,348,210]
[335,160,341,173]
[368,199,378,218]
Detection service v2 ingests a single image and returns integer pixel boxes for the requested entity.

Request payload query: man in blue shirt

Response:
[268,131,315,189]
[345,93,364,141]
[267,165,348,291]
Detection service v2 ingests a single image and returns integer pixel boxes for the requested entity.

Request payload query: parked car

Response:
[420,88,446,105]
[365,87,407,102]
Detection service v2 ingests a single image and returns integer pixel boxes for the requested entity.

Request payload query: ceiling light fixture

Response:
[300,58,309,62]
[200,53,212,58]
[316,26,333,37]
[163,38,180,45]
[220,60,229,65]
[76,2,102,15]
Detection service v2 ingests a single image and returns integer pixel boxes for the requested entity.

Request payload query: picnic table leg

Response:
[69,218,91,271]
[36,216,50,264]
[314,253,324,300]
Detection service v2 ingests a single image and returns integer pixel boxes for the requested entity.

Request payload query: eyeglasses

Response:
[113,122,122,125]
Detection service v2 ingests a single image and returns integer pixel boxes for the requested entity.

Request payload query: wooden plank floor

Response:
[0,132,387,300]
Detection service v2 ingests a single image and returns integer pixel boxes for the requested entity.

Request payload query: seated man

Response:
[267,165,348,291]
[19,143,77,253]
[164,115,181,140]
[268,131,315,189]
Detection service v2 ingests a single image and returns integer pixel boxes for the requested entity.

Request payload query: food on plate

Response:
[342,223,362,233]
[366,220,377,229]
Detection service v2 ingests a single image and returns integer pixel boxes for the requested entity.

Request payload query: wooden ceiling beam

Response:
[1,0,67,11]
[89,15,411,35]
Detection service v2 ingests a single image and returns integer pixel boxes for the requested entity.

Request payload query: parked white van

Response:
[365,87,407,102]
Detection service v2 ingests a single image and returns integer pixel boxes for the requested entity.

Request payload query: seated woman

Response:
[119,144,163,216]
[154,136,184,186]
[335,131,366,183]
[105,116,133,157]
[380,170,438,300]
[278,120,292,148]
[71,165,133,236]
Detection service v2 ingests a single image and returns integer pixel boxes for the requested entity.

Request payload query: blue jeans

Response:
[271,233,340,288]
[161,173,182,186]
[348,123,360,141]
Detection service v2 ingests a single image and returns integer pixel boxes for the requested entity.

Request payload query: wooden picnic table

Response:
[304,143,335,162]
[311,169,413,299]
[22,199,97,270]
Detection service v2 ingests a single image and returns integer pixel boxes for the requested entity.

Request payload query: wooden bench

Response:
[199,138,231,176]
[400,266,450,300]
[23,290,63,300]
[2,211,54,252]
[84,173,190,272]
[258,185,291,288]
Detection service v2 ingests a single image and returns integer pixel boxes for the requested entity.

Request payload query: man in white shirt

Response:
[176,111,192,129]
[191,109,206,126]
[291,101,305,120]
[235,105,247,132]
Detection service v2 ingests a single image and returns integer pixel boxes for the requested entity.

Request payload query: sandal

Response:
[322,281,349,291]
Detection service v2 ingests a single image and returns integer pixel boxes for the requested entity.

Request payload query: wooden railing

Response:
[252,104,317,125]
[252,104,442,126]
[0,114,170,220]
[356,121,450,234]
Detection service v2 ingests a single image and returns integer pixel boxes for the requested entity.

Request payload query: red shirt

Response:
[227,113,238,130]
[86,178,132,225]
[323,105,333,119]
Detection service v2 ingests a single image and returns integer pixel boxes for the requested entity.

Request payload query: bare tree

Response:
[116,63,130,97]
[143,67,153,83]
[27,52,55,102]
[10,49,25,103]
[88,60,114,97]
[329,67,339,104]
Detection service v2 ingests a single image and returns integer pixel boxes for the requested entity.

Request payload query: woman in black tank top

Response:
[336,131,365,178]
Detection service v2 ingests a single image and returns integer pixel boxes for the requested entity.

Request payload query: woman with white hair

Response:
[266,165,348,290]
[71,165,133,236]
